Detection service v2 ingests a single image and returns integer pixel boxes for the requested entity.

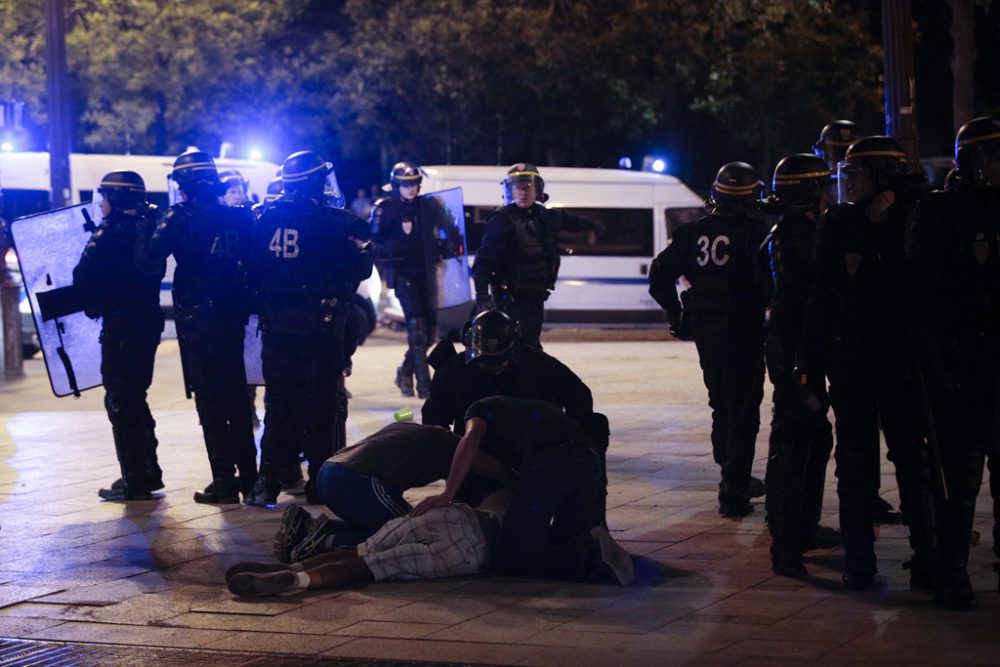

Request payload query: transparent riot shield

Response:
[10,203,103,397]
[244,313,264,386]
[421,187,471,310]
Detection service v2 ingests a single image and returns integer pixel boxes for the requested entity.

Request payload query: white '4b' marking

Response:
[696,234,731,267]
[269,228,300,258]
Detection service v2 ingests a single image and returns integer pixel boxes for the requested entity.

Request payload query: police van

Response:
[420,165,704,323]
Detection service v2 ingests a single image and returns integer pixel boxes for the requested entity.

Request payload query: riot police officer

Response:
[813,120,860,172]
[648,162,771,518]
[149,150,258,504]
[472,163,561,348]
[815,121,901,527]
[370,162,436,398]
[247,151,373,507]
[73,172,166,501]
[422,309,609,526]
[761,154,837,575]
[799,136,933,590]
[908,116,1000,610]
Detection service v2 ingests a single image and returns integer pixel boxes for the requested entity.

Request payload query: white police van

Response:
[420,165,704,323]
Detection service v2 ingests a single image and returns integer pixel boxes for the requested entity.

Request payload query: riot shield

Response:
[10,203,103,397]
[244,313,264,386]
[421,187,471,310]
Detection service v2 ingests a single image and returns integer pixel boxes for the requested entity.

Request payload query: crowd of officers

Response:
[58,113,999,611]
[650,117,1000,611]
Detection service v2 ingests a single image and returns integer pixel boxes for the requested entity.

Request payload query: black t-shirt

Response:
[329,422,458,490]
[463,396,593,470]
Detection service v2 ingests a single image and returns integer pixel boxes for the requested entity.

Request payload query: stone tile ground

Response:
[2,333,1000,665]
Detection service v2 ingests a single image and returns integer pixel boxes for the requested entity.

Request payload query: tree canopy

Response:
[0,0,911,187]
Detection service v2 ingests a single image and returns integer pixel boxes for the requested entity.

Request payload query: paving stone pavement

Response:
[2,332,1000,666]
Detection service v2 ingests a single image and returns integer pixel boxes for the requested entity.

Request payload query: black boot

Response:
[407,317,432,399]
[194,478,241,504]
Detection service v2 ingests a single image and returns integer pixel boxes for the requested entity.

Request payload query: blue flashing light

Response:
[618,156,633,169]
[1,141,14,152]
[248,148,264,161]
[651,158,667,173]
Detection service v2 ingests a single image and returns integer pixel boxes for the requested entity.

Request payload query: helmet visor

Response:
[324,171,345,208]
[836,160,871,204]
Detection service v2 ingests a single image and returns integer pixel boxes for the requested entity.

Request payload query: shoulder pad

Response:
[373,196,391,209]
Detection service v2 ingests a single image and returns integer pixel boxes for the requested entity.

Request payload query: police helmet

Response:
[502,162,547,205]
[97,170,146,210]
[955,116,1000,187]
[707,162,762,215]
[170,150,225,196]
[389,161,424,189]
[463,309,522,370]
[837,136,908,203]
[771,153,832,206]
[813,120,860,167]
[281,151,333,195]
[264,176,283,202]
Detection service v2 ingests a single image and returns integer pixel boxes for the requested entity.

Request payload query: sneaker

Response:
[225,561,292,581]
[289,516,337,562]
[273,505,315,563]
[747,476,766,498]
[590,526,634,586]
[245,477,279,508]
[228,570,301,597]
[804,525,841,551]
[394,367,415,397]
[873,495,901,524]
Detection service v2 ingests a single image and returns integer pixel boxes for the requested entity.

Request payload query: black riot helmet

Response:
[463,309,522,374]
[281,150,334,197]
[263,176,283,202]
[707,162,762,216]
[389,161,424,190]
[96,170,146,211]
[813,120,860,170]
[771,153,832,211]
[955,115,1000,189]
[836,136,908,204]
[170,150,225,198]
[502,162,548,205]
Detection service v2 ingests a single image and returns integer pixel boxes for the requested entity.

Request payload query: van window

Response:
[555,208,653,257]
[664,207,703,240]
[463,205,495,254]
[2,189,50,220]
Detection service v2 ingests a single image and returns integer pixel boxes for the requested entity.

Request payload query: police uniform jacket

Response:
[473,203,560,301]
[766,211,821,359]
[907,186,1000,381]
[72,207,165,330]
[149,201,252,317]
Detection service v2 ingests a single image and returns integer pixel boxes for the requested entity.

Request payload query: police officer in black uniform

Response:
[371,162,436,398]
[149,150,258,504]
[815,121,901,526]
[799,136,933,590]
[761,154,838,575]
[649,162,770,517]
[73,172,165,501]
[422,309,610,526]
[908,116,1000,610]
[472,163,561,349]
[247,151,373,507]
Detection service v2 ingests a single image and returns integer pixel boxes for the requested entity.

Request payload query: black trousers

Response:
[260,326,345,486]
[508,297,545,349]
[176,306,257,486]
[101,322,162,490]
[827,343,930,576]
[692,313,765,497]
[492,444,601,580]
[765,378,833,557]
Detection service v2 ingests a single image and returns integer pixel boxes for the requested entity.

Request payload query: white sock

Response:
[295,572,311,589]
